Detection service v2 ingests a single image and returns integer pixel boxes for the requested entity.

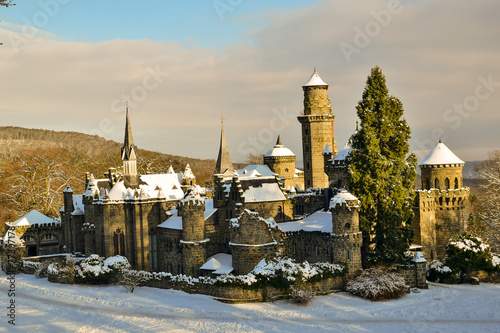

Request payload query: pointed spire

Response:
[303,68,328,87]
[122,103,136,162]
[276,135,282,146]
[215,116,234,175]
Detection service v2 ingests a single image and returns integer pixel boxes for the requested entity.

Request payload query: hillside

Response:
[0,126,215,222]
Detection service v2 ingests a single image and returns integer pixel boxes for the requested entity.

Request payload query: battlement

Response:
[331,232,363,242]
[416,187,469,211]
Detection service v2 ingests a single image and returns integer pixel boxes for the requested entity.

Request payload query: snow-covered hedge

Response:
[346,268,407,301]
[76,255,129,284]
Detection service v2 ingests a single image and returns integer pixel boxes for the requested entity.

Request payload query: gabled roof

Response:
[419,141,465,166]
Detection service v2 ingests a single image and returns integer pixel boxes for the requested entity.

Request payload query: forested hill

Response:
[0,126,215,222]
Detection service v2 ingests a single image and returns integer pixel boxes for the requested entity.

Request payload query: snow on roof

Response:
[107,174,184,202]
[323,143,332,155]
[264,146,295,157]
[236,165,276,178]
[303,68,328,87]
[9,210,57,227]
[278,210,332,232]
[61,194,84,213]
[158,216,183,230]
[419,141,465,166]
[204,199,217,220]
[333,147,351,161]
[242,182,286,202]
[167,165,175,174]
[200,253,233,275]
[412,251,427,263]
[182,164,195,180]
[329,190,359,209]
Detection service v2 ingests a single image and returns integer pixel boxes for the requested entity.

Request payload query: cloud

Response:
[0,0,499,163]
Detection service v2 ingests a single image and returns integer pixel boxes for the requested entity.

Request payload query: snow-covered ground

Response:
[1,273,499,332]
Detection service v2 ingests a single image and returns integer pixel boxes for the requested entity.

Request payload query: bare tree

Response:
[475,150,500,252]
[0,0,15,7]
[246,152,264,165]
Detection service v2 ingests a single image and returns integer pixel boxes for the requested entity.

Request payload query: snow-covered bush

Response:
[116,269,150,293]
[427,260,455,284]
[76,255,129,284]
[34,261,50,278]
[444,233,497,281]
[22,260,41,274]
[346,268,407,301]
[289,285,315,305]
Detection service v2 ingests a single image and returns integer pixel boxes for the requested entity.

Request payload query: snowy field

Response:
[1,273,499,332]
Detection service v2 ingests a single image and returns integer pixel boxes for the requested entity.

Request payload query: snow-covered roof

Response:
[329,190,359,209]
[9,210,58,227]
[278,210,332,233]
[264,146,295,157]
[158,199,217,230]
[242,182,286,202]
[61,194,84,214]
[236,165,276,178]
[323,143,333,155]
[106,174,184,202]
[333,148,351,161]
[182,164,195,180]
[303,68,328,87]
[200,253,233,275]
[419,141,465,166]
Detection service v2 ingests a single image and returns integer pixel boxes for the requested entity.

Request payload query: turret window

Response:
[434,178,440,190]
[445,178,450,189]
[454,178,459,189]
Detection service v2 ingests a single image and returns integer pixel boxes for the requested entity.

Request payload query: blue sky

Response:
[0,0,499,163]
[0,1,322,47]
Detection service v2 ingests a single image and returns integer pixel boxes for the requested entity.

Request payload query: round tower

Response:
[329,190,362,273]
[298,68,336,189]
[180,189,207,276]
[419,140,464,190]
[264,136,297,188]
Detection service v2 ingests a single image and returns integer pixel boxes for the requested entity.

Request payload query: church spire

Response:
[121,104,138,181]
[214,116,234,176]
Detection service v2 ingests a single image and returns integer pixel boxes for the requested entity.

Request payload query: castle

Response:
[6,69,469,276]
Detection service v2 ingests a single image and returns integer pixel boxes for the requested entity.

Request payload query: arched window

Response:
[424,179,430,190]
[434,178,440,190]
[445,178,450,189]
[277,206,282,220]
[454,177,459,189]
[113,229,125,256]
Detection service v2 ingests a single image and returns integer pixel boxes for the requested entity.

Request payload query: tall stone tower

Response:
[121,106,139,187]
[413,140,470,260]
[298,68,336,189]
[181,189,207,276]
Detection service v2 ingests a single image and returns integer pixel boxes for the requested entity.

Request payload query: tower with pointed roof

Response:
[122,106,139,187]
[412,140,470,261]
[214,117,235,177]
[264,135,304,190]
[298,68,337,189]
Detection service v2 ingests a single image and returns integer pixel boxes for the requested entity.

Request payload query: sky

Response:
[0,0,499,163]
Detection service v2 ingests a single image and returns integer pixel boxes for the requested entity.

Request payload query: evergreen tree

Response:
[346,66,417,265]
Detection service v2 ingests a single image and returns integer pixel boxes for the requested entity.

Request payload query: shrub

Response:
[76,255,129,284]
[34,261,50,278]
[445,233,496,281]
[289,285,315,305]
[427,260,456,284]
[59,258,76,285]
[116,269,150,293]
[346,268,407,301]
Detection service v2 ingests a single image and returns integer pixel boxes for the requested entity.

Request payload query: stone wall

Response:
[398,262,428,289]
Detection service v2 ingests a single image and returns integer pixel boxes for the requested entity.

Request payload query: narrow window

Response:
[434,178,440,190]
[454,177,459,189]
[445,178,450,189]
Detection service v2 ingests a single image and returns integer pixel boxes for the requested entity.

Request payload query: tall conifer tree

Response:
[346,66,417,265]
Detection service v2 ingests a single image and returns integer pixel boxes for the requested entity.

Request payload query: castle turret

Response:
[180,188,207,276]
[121,106,139,187]
[329,190,362,273]
[419,140,464,190]
[298,68,336,189]
[325,124,357,189]
[413,140,469,261]
[264,136,301,189]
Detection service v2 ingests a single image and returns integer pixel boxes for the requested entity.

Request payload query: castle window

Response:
[149,234,158,271]
[347,251,351,261]
[293,243,297,254]
[445,178,450,189]
[285,168,289,173]
[424,179,430,190]
[454,178,459,189]
[113,229,125,256]
[277,206,282,220]
[434,178,440,190]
